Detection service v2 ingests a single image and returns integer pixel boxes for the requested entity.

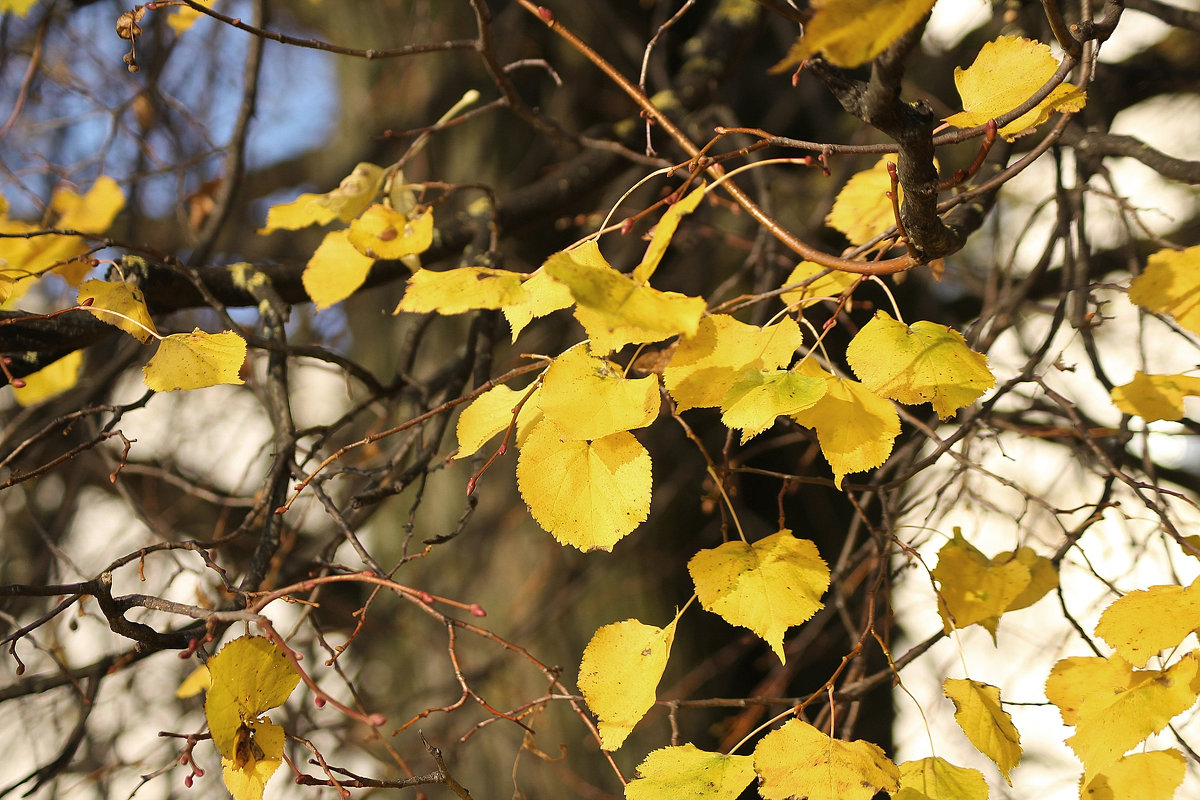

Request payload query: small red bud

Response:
[314,695,327,708]
[537,6,553,23]
[80,296,94,306]
[367,712,386,727]
[15,663,25,675]
[274,506,287,515]
[465,477,476,497]
[10,379,25,389]
[469,603,486,618]
[183,775,193,789]
[419,591,435,604]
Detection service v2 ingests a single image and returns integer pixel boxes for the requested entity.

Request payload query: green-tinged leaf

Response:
[663,314,803,411]
[1111,371,1200,422]
[302,229,375,310]
[719,368,825,443]
[895,757,988,800]
[538,344,660,440]
[12,351,83,406]
[846,311,994,419]
[1128,246,1200,335]
[78,279,158,343]
[515,420,651,552]
[143,329,246,391]
[395,267,524,315]
[578,618,677,750]
[544,240,705,351]
[455,384,542,459]
[349,205,433,260]
[790,359,900,489]
[754,718,899,800]
[772,0,937,70]
[943,678,1021,783]
[944,36,1086,139]
[688,530,830,663]
[632,184,705,283]
[625,745,755,800]
[1081,750,1186,800]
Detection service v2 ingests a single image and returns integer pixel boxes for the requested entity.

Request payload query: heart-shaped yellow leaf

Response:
[846,311,994,419]
[688,530,829,662]
[515,420,651,551]
[943,678,1021,783]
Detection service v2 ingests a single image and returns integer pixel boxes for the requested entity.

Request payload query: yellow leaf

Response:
[543,240,705,351]
[12,351,83,406]
[21,177,126,283]
[143,329,246,391]
[501,267,574,341]
[1128,246,1200,335]
[772,0,937,70]
[931,529,1052,638]
[1095,580,1200,668]
[348,205,433,260]
[846,311,994,419]
[0,0,39,16]
[943,678,1022,783]
[168,0,213,33]
[395,267,524,315]
[515,420,651,552]
[577,617,677,750]
[1045,655,1134,727]
[176,664,211,699]
[894,757,988,800]
[1081,750,1186,800]
[632,184,705,283]
[625,744,755,800]
[455,384,542,460]
[302,229,375,310]
[688,530,830,663]
[1111,371,1200,422]
[790,360,901,489]
[539,345,660,441]
[943,36,1086,139]
[781,261,859,309]
[221,721,286,800]
[754,718,899,800]
[719,368,825,443]
[77,279,158,343]
[52,175,125,232]
[1056,652,1200,781]
[1004,545,1058,612]
[258,162,383,233]
[204,636,300,794]
[663,314,804,411]
[826,157,901,247]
